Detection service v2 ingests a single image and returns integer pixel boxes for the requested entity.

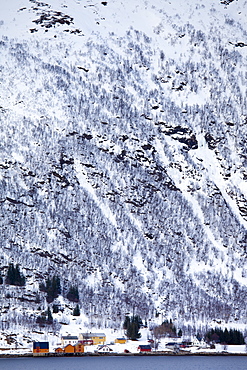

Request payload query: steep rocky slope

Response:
[0,0,247,333]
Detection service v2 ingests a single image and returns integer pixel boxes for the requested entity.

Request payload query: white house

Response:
[61,335,78,347]
[96,344,113,353]
[192,337,207,348]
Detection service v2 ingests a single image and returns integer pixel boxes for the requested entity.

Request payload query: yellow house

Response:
[79,333,106,345]
[115,338,127,344]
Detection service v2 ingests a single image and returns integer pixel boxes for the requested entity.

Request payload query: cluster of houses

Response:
[33,333,207,356]
[56,333,107,354]
[33,333,130,356]
[155,337,207,351]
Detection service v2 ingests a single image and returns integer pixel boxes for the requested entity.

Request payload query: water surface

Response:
[0,355,246,370]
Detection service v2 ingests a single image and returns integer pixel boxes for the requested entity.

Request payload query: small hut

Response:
[55,347,64,353]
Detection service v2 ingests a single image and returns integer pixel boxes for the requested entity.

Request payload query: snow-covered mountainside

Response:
[0,0,247,334]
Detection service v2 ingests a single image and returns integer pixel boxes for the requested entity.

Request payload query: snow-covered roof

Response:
[81,333,106,337]
[61,336,78,340]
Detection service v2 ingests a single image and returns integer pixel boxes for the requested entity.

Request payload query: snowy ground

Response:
[189,344,247,355]
[0,325,246,355]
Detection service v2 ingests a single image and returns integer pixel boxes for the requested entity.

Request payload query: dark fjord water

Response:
[0,356,246,370]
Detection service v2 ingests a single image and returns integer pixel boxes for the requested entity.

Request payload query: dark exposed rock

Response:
[60,154,74,167]
[81,163,95,168]
[229,41,247,47]
[164,180,180,191]
[5,197,34,207]
[141,114,152,120]
[116,150,127,162]
[125,199,147,207]
[67,131,78,136]
[220,0,234,4]
[33,11,74,28]
[179,135,198,150]
[205,133,219,150]
[120,135,129,142]
[142,144,153,150]
[77,66,89,72]
[81,133,93,140]
[51,171,70,187]
[235,42,247,47]
[0,163,9,169]
[166,126,189,136]
[59,230,72,238]
[159,124,198,150]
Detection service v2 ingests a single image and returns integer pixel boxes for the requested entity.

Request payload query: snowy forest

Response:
[0,0,247,337]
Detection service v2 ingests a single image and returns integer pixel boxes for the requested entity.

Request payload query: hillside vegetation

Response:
[0,0,247,335]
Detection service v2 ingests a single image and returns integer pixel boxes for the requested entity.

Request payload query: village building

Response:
[79,339,94,345]
[55,347,64,353]
[61,335,78,347]
[33,341,49,356]
[55,342,84,354]
[74,342,84,353]
[138,344,152,353]
[96,344,113,353]
[165,342,182,352]
[192,337,202,347]
[192,337,207,348]
[115,338,127,344]
[64,344,75,353]
[79,333,106,345]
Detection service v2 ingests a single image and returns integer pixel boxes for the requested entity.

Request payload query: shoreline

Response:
[0,351,247,358]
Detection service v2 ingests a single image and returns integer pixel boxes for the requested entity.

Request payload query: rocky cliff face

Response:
[0,0,247,332]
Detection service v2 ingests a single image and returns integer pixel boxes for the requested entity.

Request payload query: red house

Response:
[138,345,152,352]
